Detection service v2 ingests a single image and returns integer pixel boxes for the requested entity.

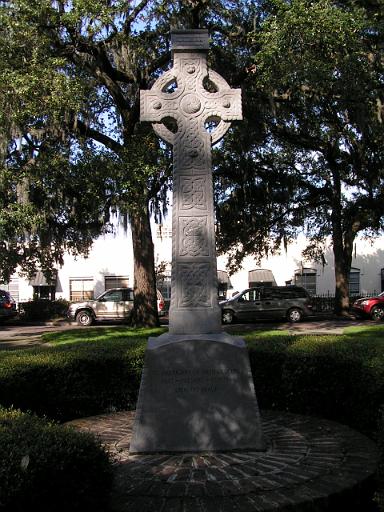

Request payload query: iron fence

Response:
[312,292,379,312]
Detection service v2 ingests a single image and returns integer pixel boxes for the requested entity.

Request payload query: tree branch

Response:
[123,0,151,34]
[75,120,123,154]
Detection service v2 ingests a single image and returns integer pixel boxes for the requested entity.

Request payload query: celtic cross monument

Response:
[130,29,264,453]
[140,29,241,334]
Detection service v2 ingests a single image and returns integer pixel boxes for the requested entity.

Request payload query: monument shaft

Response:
[140,30,241,334]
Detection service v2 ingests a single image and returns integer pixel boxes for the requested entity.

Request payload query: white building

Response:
[155,224,384,303]
[2,221,384,305]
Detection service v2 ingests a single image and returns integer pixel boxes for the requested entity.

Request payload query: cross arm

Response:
[140,90,180,123]
[202,88,242,123]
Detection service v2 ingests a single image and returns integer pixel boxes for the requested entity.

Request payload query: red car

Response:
[352,292,384,321]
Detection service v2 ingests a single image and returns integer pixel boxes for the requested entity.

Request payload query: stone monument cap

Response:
[171,29,209,52]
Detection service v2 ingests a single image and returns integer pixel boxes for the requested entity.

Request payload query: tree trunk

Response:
[329,157,354,316]
[331,206,356,316]
[332,238,351,316]
[130,199,159,327]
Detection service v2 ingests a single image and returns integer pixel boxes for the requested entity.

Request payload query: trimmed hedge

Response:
[0,339,146,421]
[19,299,69,321]
[0,407,112,511]
[246,328,384,437]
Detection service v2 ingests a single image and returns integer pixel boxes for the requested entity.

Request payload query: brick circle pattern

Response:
[68,410,379,511]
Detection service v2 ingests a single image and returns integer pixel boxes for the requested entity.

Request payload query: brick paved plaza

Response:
[69,410,379,511]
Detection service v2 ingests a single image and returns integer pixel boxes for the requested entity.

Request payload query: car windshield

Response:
[379,292,384,297]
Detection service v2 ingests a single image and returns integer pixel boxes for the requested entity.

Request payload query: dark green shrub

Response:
[0,407,113,512]
[0,340,145,421]
[247,332,384,437]
[19,299,69,321]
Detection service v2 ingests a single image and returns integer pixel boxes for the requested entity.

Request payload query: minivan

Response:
[219,286,313,324]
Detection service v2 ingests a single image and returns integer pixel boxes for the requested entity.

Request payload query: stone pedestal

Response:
[129,333,264,453]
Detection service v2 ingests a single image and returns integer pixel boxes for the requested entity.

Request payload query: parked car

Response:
[67,287,165,326]
[0,289,17,321]
[219,286,313,324]
[352,292,384,321]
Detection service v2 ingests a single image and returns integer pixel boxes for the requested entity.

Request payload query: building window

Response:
[294,268,317,295]
[29,272,57,300]
[156,225,172,239]
[349,268,360,296]
[33,286,55,300]
[104,276,130,290]
[70,278,94,301]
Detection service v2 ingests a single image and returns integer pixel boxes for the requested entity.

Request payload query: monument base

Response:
[168,305,222,335]
[129,333,265,453]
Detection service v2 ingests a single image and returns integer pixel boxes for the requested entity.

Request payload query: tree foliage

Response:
[0,0,260,325]
[0,0,175,325]
[215,0,384,313]
[0,140,114,283]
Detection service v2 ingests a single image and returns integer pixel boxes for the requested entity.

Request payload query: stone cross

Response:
[141,29,242,334]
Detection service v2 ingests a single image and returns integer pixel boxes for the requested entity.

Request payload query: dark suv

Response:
[0,289,17,321]
[219,286,313,324]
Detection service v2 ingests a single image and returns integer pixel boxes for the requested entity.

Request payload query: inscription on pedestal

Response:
[130,337,265,453]
[160,367,246,394]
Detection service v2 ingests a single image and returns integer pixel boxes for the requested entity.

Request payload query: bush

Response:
[0,340,145,421]
[247,330,384,437]
[0,407,113,512]
[19,299,69,321]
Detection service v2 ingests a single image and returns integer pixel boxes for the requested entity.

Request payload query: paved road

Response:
[0,321,80,349]
[0,316,375,350]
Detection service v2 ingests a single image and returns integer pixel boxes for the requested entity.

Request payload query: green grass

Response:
[342,324,384,336]
[41,323,384,348]
[42,326,167,346]
[241,323,384,353]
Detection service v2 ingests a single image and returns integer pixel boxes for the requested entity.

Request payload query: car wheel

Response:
[371,306,384,321]
[222,310,234,324]
[287,308,302,323]
[76,310,94,326]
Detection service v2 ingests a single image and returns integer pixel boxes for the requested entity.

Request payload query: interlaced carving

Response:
[179,217,209,257]
[178,263,211,308]
[140,58,241,149]
[179,176,207,210]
